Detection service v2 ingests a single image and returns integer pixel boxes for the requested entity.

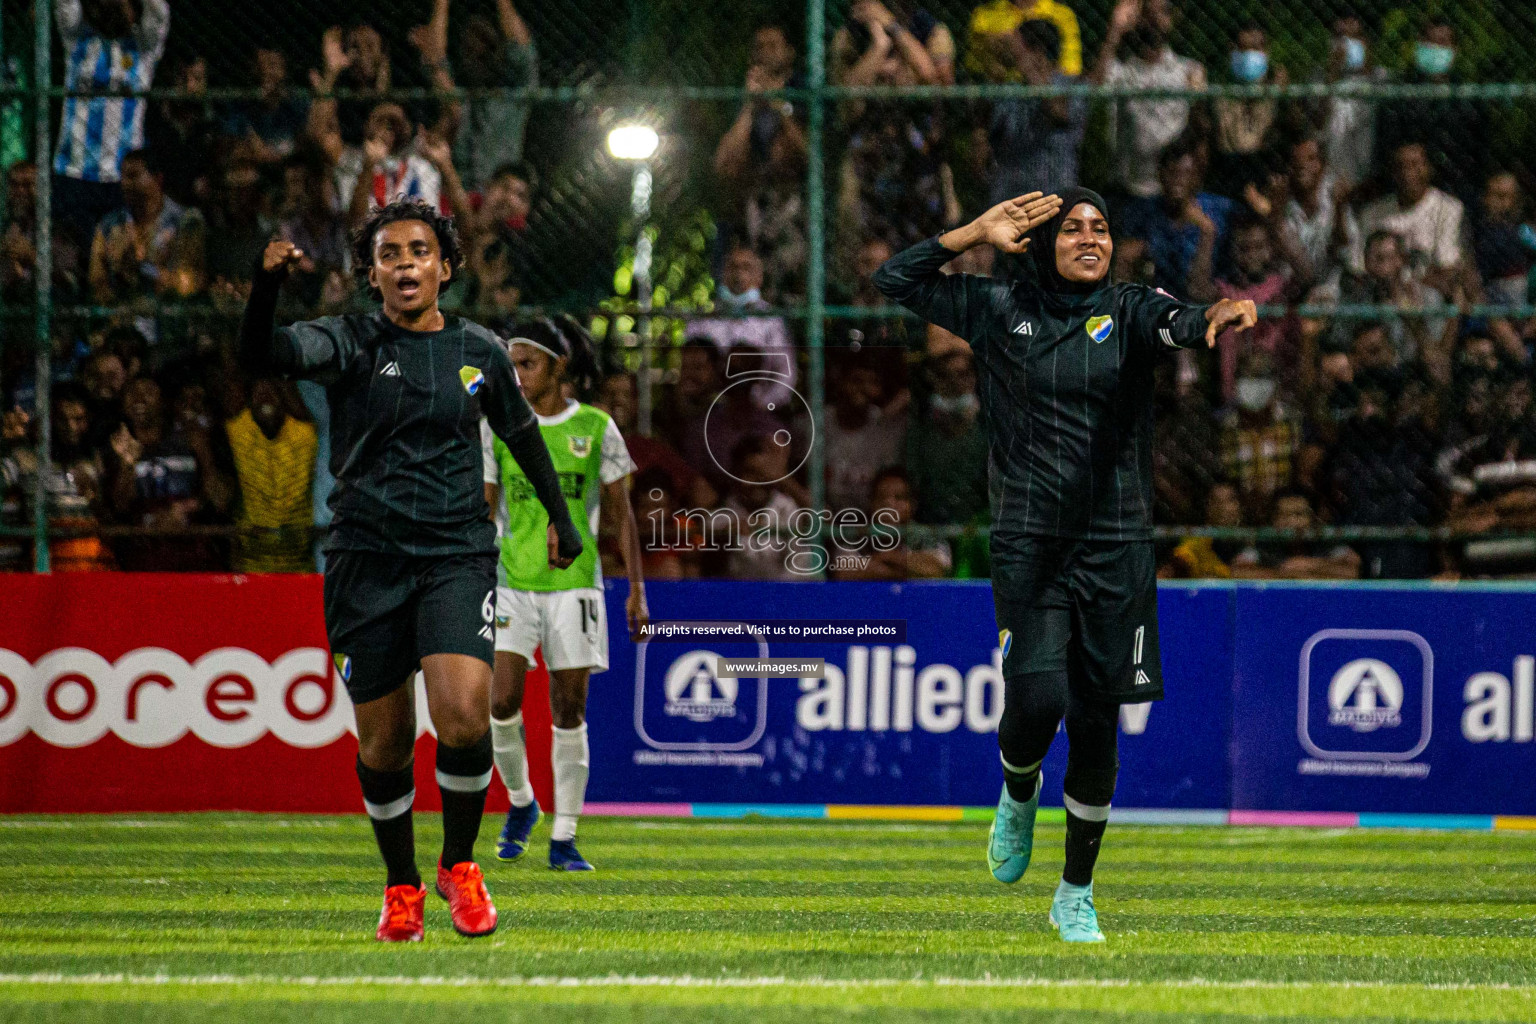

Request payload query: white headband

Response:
[506,336,564,361]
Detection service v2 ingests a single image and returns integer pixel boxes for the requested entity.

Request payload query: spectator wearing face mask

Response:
[1210,22,1290,197]
[1377,18,1487,204]
[684,242,795,411]
[1218,350,1302,521]
[1091,0,1207,201]
[908,340,988,526]
[1309,10,1388,190]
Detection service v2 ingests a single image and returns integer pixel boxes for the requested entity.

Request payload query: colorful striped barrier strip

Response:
[584,804,1536,831]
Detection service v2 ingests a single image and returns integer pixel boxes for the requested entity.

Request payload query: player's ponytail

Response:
[552,314,602,402]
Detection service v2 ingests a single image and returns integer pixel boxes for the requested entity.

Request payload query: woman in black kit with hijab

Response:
[873,187,1256,942]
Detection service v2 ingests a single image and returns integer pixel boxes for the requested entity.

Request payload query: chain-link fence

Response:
[5,0,1536,579]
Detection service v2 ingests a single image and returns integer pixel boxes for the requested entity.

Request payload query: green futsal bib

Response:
[491,402,615,591]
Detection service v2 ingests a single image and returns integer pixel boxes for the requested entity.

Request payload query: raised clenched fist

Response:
[262,239,304,275]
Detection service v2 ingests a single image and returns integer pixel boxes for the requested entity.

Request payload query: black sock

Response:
[437,730,493,869]
[1063,808,1108,886]
[1002,762,1041,803]
[356,757,420,888]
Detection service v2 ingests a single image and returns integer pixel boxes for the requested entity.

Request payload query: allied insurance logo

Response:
[1327,659,1402,732]
[663,652,738,723]
[634,630,769,752]
[1298,629,1433,762]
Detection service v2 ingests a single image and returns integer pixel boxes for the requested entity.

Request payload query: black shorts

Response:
[323,550,498,705]
[990,535,1163,704]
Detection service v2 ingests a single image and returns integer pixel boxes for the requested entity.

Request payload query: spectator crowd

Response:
[6,0,1536,580]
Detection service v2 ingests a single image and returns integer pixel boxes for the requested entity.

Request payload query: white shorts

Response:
[494,586,609,673]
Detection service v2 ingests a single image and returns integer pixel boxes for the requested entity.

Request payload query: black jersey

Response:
[873,236,1210,541]
[240,268,579,558]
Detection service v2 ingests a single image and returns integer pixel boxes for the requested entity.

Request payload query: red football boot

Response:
[436,860,498,937]
[376,883,426,942]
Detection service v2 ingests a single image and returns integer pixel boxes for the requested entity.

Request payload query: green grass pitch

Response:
[0,814,1532,1023]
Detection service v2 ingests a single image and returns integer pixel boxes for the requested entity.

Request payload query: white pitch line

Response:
[0,974,1530,993]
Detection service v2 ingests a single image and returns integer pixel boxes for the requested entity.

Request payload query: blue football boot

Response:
[549,838,594,872]
[1049,879,1107,943]
[496,800,541,862]
[986,775,1041,883]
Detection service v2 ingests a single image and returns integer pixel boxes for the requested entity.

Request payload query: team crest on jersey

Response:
[333,653,352,683]
[459,365,485,395]
[568,435,592,458]
[999,629,1013,659]
[1087,315,1114,343]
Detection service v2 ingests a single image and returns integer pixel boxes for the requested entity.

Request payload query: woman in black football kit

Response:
[874,188,1255,942]
[239,199,583,942]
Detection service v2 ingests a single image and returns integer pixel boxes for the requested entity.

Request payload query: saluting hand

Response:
[1204,298,1258,348]
[976,192,1063,254]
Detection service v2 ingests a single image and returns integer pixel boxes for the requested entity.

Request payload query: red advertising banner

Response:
[0,574,553,812]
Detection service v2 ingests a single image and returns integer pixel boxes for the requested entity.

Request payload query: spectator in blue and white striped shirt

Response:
[51,0,170,248]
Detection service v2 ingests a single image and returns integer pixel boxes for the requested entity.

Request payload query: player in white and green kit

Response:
[482,317,648,871]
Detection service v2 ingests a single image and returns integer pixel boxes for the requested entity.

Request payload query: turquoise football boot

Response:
[986,774,1040,883]
[1049,879,1107,943]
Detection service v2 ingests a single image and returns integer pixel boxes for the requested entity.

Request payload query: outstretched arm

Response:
[1124,285,1251,351]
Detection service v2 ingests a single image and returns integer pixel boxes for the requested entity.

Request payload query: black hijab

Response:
[1025,185,1112,298]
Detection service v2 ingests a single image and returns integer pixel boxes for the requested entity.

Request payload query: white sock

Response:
[550,723,589,842]
[490,712,535,808]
